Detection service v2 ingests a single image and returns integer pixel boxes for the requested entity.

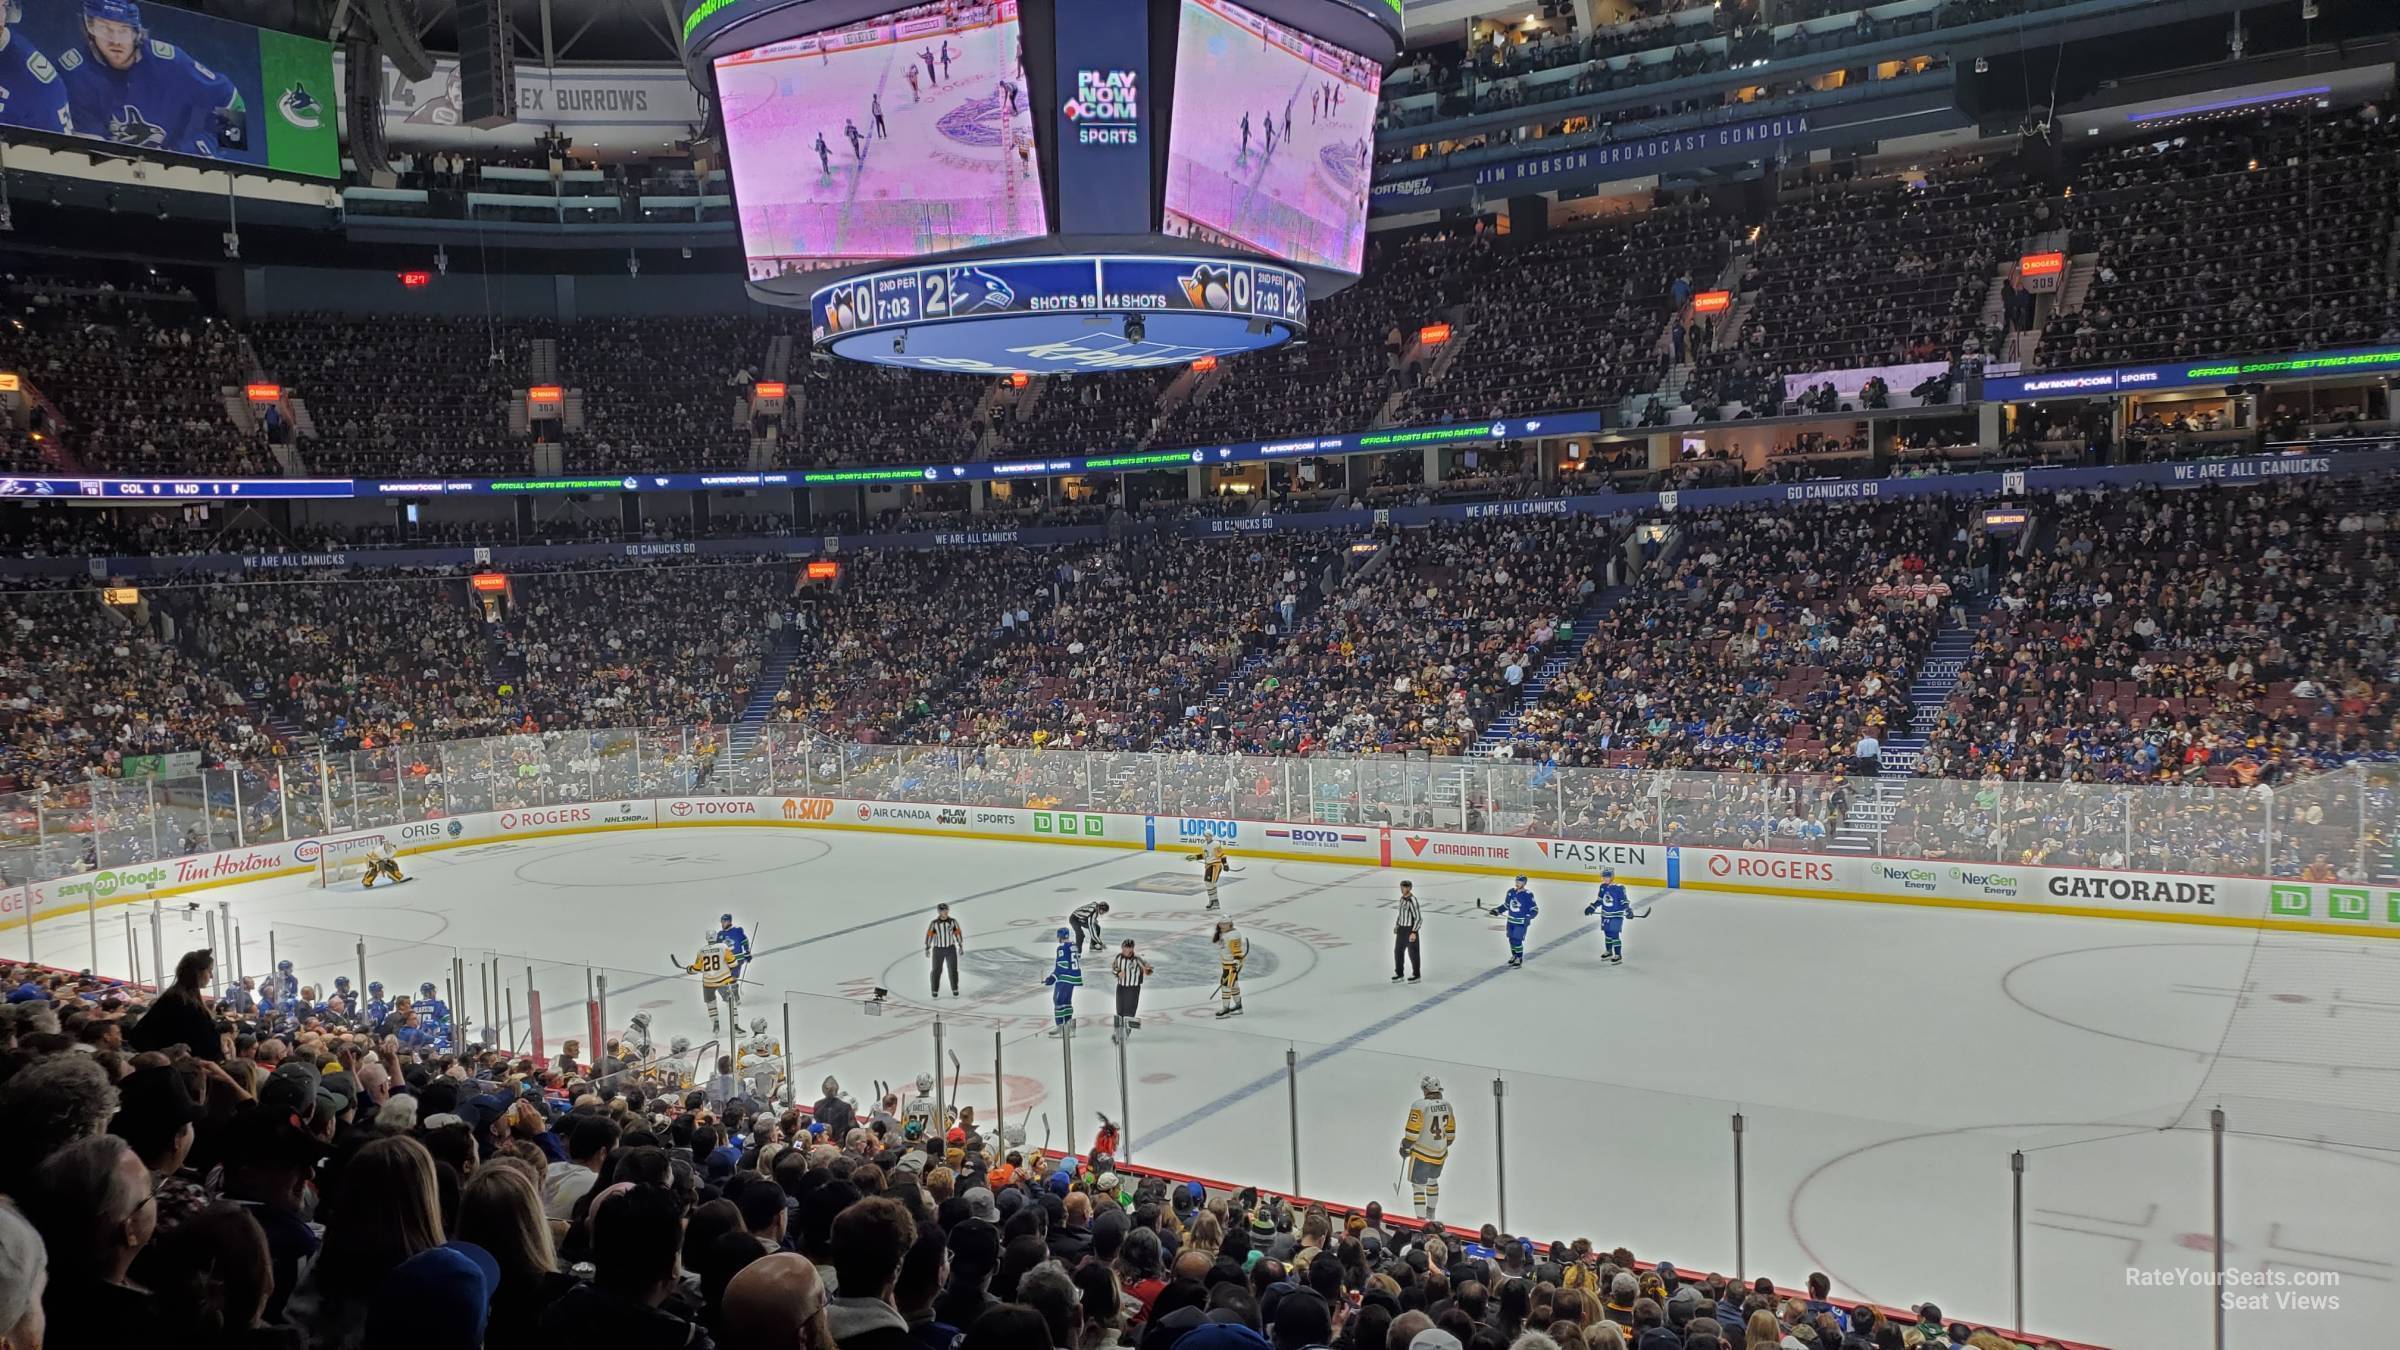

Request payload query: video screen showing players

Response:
[716,0,1049,278]
[1163,0,1381,275]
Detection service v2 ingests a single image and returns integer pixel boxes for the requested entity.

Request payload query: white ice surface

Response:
[35,827,2397,1350]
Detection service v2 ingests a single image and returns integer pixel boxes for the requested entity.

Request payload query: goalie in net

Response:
[314,836,410,888]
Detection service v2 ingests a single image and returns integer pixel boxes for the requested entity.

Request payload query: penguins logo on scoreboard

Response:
[1178,265,1237,312]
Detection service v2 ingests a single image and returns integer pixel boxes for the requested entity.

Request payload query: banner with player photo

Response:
[0,0,338,178]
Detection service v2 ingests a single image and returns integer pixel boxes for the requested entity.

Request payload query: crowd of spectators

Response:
[1682,170,2030,417]
[0,272,263,477]
[245,316,534,477]
[1509,500,1968,786]
[1207,518,1614,757]
[560,316,776,471]
[2035,105,2400,371]
[1394,202,1737,425]
[0,954,2068,1350]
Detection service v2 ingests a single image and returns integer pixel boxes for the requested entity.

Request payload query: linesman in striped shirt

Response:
[1392,879,1422,983]
[925,902,964,997]
[1110,938,1153,1030]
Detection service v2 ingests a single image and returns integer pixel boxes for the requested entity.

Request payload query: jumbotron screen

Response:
[1163,0,1381,275]
[715,0,1049,278]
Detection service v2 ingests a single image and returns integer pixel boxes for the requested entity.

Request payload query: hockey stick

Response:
[1041,1112,1053,1151]
[1393,1153,1407,1198]
[947,1050,962,1120]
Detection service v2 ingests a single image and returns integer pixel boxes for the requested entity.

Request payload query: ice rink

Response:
[37,826,2398,1349]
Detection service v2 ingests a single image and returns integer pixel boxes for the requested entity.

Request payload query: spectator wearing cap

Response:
[128,949,225,1062]
[830,1197,925,1350]
[937,1210,1004,1328]
[110,1063,209,1238]
[216,1103,329,1320]
[21,1134,161,1341]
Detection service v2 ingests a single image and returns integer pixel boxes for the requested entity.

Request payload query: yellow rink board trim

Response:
[6,815,2380,942]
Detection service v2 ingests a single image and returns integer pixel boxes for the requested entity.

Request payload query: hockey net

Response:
[310,833,388,888]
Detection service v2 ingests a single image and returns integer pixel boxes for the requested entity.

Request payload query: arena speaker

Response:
[343,36,392,180]
[455,0,519,130]
[357,0,436,83]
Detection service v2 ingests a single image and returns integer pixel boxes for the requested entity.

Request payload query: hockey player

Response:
[925,902,963,997]
[1109,939,1152,1031]
[220,977,256,1016]
[737,1018,784,1104]
[1582,867,1633,965]
[1,5,74,136]
[363,980,390,1028]
[902,1073,937,1135]
[1185,837,1234,910]
[360,840,407,888]
[267,959,298,1006]
[59,1,245,157]
[327,975,356,1021]
[414,981,451,1049]
[674,916,748,1035]
[1495,877,1538,967]
[1212,919,1246,1019]
[1069,900,1110,953]
[1400,1076,1457,1222]
[1041,927,1081,1036]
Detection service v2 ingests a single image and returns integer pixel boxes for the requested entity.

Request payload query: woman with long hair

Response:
[457,1163,574,1343]
[128,949,225,1062]
[287,1136,443,1350]
[1745,1309,1784,1349]
[1186,1210,1223,1260]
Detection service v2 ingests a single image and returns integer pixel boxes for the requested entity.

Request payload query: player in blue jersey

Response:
[58,0,245,157]
[267,958,298,1005]
[1492,876,1538,967]
[414,980,451,1048]
[1583,867,1633,965]
[0,5,73,136]
[363,980,391,1029]
[1041,926,1081,1035]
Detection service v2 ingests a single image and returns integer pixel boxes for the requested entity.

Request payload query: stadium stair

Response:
[1469,584,1632,757]
[728,630,806,758]
[1828,596,1988,854]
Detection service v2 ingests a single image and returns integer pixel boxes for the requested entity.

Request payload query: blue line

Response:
[1142,919,1603,1148]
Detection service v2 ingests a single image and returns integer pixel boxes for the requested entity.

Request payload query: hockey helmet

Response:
[1057,927,1072,941]
[750,1017,769,1037]
[915,1072,935,1094]
[333,976,351,989]
[1515,875,1528,885]
[719,913,735,927]
[1421,1075,1443,1096]
[276,959,293,973]
[368,981,384,994]
[1094,901,1110,913]
[419,982,438,997]
[1601,867,1615,879]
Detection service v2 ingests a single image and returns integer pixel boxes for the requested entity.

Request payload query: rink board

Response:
[4,791,2384,941]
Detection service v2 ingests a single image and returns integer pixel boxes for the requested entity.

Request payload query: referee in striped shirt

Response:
[1110,939,1153,1029]
[1392,880,1422,982]
[926,902,963,997]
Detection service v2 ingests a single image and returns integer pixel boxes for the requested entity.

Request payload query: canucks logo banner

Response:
[3,0,337,178]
